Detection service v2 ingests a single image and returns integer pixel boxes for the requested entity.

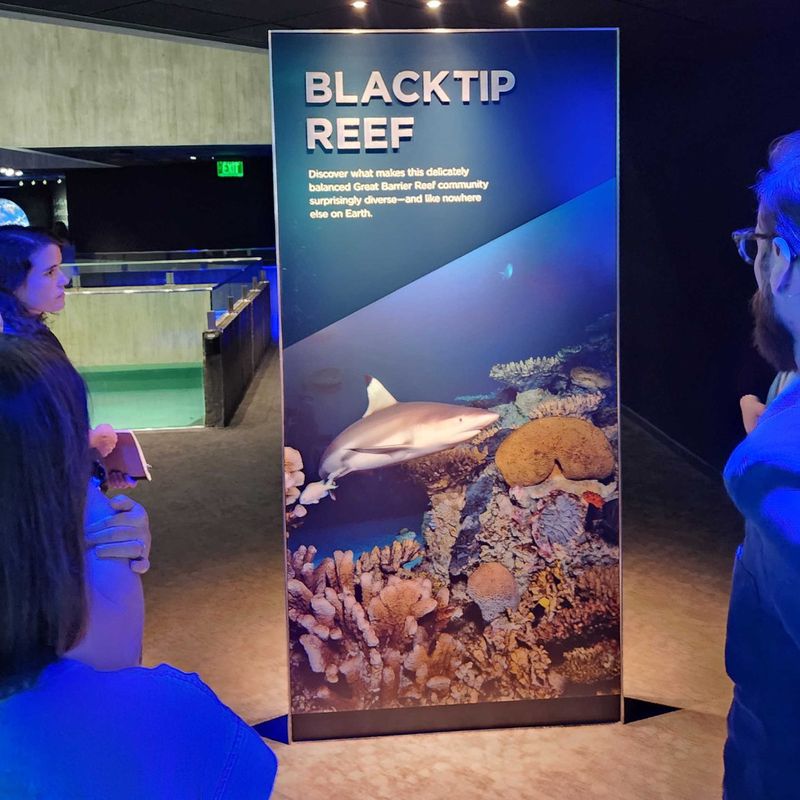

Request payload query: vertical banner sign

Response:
[271,29,619,740]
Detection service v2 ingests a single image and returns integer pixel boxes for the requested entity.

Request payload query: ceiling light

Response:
[190,155,197,160]
[14,170,22,176]
[352,0,367,8]
[505,0,521,6]
[43,179,47,185]
[18,180,22,187]
[426,0,441,7]
[31,180,36,186]
[57,178,62,184]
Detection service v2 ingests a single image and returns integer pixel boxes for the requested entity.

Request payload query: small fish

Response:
[583,491,604,509]
[299,478,338,505]
[499,263,514,280]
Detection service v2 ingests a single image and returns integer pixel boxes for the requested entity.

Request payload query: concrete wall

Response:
[0,13,270,147]
[51,286,211,367]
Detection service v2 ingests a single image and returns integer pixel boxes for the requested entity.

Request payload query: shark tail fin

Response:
[363,375,398,417]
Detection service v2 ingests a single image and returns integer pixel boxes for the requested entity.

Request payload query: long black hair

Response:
[0,335,91,695]
[0,225,61,337]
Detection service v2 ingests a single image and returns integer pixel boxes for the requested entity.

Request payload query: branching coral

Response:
[355,536,424,577]
[526,391,605,421]
[527,564,620,644]
[284,446,309,524]
[513,388,556,418]
[421,489,466,582]
[489,355,562,390]
[288,544,459,712]
[560,640,620,684]
[403,444,488,492]
[569,367,612,391]
[457,619,558,701]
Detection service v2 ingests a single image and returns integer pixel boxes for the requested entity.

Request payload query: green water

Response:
[81,363,205,430]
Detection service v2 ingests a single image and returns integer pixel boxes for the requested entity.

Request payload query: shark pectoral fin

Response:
[351,444,410,454]
[362,375,398,417]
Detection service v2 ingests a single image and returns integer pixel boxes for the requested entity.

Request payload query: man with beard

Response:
[725,131,800,798]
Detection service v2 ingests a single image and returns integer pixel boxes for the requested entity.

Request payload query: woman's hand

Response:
[106,470,138,491]
[84,493,151,575]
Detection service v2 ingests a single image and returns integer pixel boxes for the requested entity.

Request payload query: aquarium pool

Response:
[82,363,205,430]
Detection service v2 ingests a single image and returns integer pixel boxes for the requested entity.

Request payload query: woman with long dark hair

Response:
[0,225,67,339]
[0,224,135,474]
[0,335,277,797]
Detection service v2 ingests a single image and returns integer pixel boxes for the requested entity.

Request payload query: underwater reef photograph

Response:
[284,313,620,714]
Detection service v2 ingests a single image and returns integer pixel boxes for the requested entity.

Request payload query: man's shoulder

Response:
[726,398,800,496]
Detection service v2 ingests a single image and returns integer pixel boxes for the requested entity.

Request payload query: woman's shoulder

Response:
[3,660,228,720]
[1,660,277,798]
[41,660,240,722]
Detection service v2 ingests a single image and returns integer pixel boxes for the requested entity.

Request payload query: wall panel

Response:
[0,13,270,147]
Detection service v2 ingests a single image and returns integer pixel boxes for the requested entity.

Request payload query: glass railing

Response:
[49,250,274,429]
[70,246,275,262]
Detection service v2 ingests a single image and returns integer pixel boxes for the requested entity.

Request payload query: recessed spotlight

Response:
[14,170,22,176]
[31,180,36,186]
[352,0,367,8]
[426,0,441,7]
[505,0,521,6]
[190,155,197,160]
[18,180,22,187]
[57,178,62,184]
[43,179,47,185]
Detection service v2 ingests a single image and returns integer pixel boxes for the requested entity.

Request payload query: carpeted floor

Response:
[130,347,742,799]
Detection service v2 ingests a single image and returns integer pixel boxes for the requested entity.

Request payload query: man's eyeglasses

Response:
[731,227,778,265]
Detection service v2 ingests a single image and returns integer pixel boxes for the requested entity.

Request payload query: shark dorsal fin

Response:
[363,375,398,417]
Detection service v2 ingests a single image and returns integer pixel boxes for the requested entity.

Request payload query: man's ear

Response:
[769,236,794,293]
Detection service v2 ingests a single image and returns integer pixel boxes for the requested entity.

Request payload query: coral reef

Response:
[421,489,467,583]
[569,366,612,391]
[525,565,620,644]
[467,562,520,622]
[284,447,308,524]
[489,355,561,390]
[403,441,489,492]
[560,640,620,684]
[287,314,621,714]
[288,543,460,711]
[495,417,615,487]
[524,391,604,421]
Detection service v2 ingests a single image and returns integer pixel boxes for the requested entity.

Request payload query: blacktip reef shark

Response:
[298,375,499,505]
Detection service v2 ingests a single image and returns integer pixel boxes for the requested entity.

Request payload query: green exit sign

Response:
[217,160,244,178]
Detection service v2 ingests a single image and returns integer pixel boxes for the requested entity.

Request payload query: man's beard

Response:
[751,289,797,372]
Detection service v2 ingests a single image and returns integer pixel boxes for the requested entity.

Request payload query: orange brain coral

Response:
[495,417,614,486]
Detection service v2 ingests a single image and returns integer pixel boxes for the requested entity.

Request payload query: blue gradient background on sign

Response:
[271,29,617,346]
